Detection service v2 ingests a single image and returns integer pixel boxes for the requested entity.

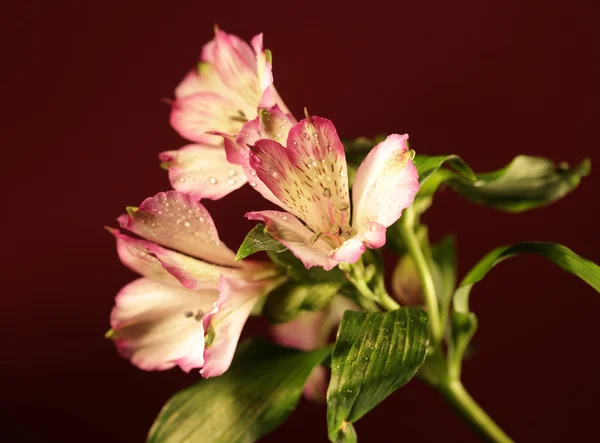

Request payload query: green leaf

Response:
[413,154,477,186]
[453,156,591,212]
[431,235,457,305]
[235,224,287,261]
[263,280,345,323]
[327,308,430,440]
[342,136,385,166]
[449,242,600,378]
[454,242,600,315]
[148,338,331,443]
[413,154,590,214]
[267,249,345,283]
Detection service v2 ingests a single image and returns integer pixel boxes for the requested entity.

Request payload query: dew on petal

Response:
[227,178,236,185]
[228,169,236,177]
[209,177,217,184]
[249,181,257,187]
[184,221,191,228]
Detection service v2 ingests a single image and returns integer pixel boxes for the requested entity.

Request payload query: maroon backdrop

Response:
[3,1,598,442]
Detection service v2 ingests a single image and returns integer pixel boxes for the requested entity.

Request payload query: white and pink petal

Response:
[110,278,217,372]
[160,144,246,201]
[351,134,420,233]
[201,277,272,378]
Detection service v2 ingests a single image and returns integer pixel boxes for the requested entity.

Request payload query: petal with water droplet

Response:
[249,117,350,234]
[118,191,239,267]
[160,144,246,200]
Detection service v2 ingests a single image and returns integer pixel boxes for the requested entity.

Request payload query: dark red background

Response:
[3,1,598,442]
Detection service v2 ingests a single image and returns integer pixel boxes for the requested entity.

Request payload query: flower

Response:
[161,28,292,200]
[270,296,358,402]
[239,110,420,270]
[107,191,280,377]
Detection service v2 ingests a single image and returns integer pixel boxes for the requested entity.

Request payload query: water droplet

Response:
[209,177,217,184]
[303,132,310,139]
[178,177,186,183]
[184,221,191,228]
[292,140,298,146]
[228,169,236,177]
[272,171,278,178]
[340,171,347,178]
[327,145,333,153]
[283,215,287,220]
[313,132,318,138]
[227,178,236,185]
[250,170,256,176]
[249,181,257,187]
[199,217,204,222]
[276,132,282,139]
[393,149,399,155]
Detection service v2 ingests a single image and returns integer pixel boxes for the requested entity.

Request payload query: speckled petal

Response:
[118,191,238,267]
[249,117,350,234]
[160,144,246,200]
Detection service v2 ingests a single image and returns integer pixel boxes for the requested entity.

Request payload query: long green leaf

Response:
[413,154,590,213]
[454,242,600,314]
[326,308,430,441]
[148,339,331,443]
[235,224,287,261]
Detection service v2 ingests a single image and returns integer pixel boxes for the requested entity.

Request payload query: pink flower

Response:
[107,191,280,377]
[243,112,420,270]
[161,28,292,200]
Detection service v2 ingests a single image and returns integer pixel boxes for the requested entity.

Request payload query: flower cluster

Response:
[107,28,419,382]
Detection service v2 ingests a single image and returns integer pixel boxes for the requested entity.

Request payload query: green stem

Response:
[399,206,443,342]
[437,380,514,443]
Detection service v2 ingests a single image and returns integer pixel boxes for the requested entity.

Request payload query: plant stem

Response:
[436,380,514,443]
[399,206,443,342]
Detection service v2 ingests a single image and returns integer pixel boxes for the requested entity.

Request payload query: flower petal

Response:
[170,92,242,145]
[250,117,351,234]
[159,144,246,200]
[118,191,239,267]
[110,228,180,286]
[110,228,262,290]
[351,134,420,238]
[220,105,295,207]
[110,278,217,372]
[246,210,339,271]
[330,236,366,264]
[201,277,270,378]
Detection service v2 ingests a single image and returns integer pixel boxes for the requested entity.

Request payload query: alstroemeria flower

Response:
[244,115,420,270]
[107,191,280,377]
[271,296,358,402]
[161,28,292,200]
